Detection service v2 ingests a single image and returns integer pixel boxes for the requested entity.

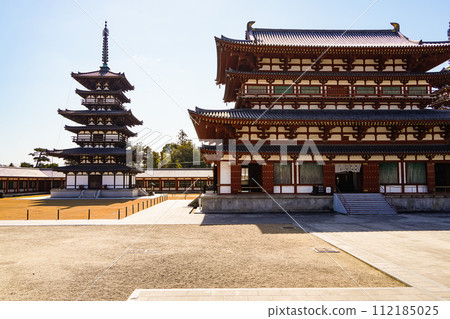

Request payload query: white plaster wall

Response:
[220,161,231,184]
[219,186,231,194]
[282,186,295,193]
[67,175,75,189]
[103,175,115,187]
[115,174,124,187]
[78,175,88,187]
[297,186,313,193]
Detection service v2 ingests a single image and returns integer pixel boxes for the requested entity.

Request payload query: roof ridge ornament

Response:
[101,21,110,71]
[246,21,256,42]
[447,21,450,41]
[390,22,400,32]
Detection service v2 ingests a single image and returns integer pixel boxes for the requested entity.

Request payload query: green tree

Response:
[20,162,34,168]
[29,148,51,168]
[159,130,208,168]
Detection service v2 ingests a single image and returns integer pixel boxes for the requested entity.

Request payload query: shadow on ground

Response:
[199,212,450,233]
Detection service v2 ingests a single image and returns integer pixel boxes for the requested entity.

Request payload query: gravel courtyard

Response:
[0,224,404,301]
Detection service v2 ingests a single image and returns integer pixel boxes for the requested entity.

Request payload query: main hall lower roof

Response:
[191,107,450,123]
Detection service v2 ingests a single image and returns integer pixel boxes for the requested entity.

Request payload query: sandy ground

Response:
[0,196,168,220]
[0,224,405,301]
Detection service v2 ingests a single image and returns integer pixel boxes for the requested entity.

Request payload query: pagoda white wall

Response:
[115,174,124,188]
[103,175,115,188]
[77,175,88,188]
[67,175,76,189]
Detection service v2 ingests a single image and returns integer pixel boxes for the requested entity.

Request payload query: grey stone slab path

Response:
[127,211,450,301]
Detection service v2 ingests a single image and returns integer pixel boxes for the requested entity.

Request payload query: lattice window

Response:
[408,86,427,95]
[380,163,399,184]
[274,162,291,184]
[300,86,320,94]
[247,85,267,94]
[355,86,376,95]
[382,86,401,95]
[274,85,294,94]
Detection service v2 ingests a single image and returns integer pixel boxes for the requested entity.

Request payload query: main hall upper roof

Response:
[220,27,449,48]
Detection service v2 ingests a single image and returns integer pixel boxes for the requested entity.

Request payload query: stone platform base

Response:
[386,195,450,212]
[199,193,333,213]
[50,189,140,198]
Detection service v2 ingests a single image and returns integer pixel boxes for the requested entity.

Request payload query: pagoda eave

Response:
[58,109,143,126]
[71,70,134,91]
[53,164,142,174]
[64,125,137,137]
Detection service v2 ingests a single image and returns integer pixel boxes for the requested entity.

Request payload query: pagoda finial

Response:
[101,21,109,70]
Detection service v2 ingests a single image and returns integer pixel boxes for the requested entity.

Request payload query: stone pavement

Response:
[128,211,450,301]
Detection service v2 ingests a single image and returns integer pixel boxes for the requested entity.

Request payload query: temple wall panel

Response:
[115,174,124,187]
[67,175,76,189]
[78,175,88,187]
[297,186,313,193]
[103,175,115,187]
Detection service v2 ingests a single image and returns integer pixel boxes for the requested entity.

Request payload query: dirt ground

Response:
[0,196,168,220]
[0,224,405,301]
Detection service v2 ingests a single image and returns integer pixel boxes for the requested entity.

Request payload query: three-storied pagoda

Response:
[48,22,143,197]
[190,22,450,210]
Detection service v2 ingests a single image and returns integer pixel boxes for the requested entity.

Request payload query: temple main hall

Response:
[190,22,450,213]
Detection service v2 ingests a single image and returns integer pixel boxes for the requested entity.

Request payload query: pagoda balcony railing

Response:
[81,98,123,106]
[73,136,127,143]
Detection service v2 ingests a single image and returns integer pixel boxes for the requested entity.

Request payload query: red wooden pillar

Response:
[322,162,335,192]
[427,162,435,193]
[230,164,241,194]
[363,162,380,193]
[262,162,274,194]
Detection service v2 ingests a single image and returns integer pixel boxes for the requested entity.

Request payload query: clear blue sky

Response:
[0,0,449,166]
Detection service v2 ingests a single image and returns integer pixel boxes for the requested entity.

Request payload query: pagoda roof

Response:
[201,144,450,156]
[58,109,143,126]
[52,164,141,173]
[47,147,128,157]
[65,125,137,136]
[71,69,134,91]
[75,89,131,103]
[219,28,450,48]
[190,107,450,127]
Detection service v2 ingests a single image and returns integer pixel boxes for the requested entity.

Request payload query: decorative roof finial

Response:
[101,21,109,70]
[390,22,400,32]
[447,21,450,41]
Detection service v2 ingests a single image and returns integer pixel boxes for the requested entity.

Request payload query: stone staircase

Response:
[334,193,396,215]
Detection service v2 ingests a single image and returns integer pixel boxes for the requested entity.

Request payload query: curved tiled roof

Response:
[192,107,450,123]
[58,109,143,126]
[47,148,128,156]
[201,144,450,155]
[72,69,134,91]
[220,28,450,48]
[64,125,136,136]
[53,164,140,173]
